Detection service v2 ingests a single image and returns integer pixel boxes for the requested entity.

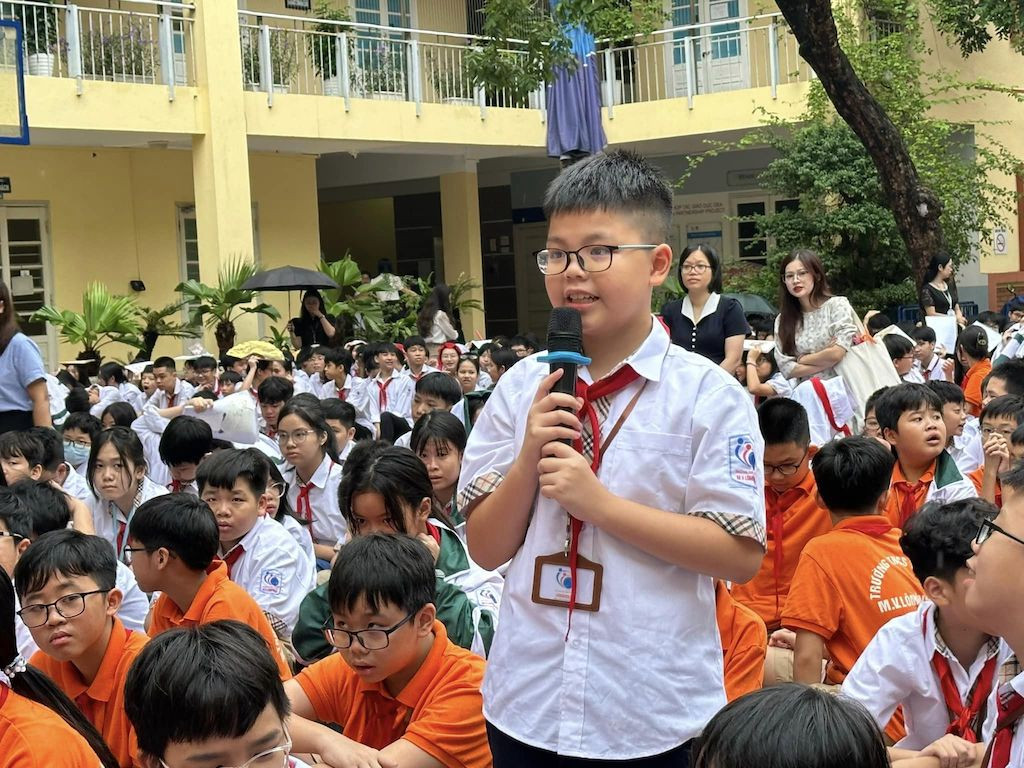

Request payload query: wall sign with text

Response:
[285,0,312,9]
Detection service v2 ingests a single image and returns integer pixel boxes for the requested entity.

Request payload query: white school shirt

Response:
[402,363,440,382]
[285,454,346,547]
[791,376,855,444]
[951,420,985,476]
[918,355,948,382]
[144,379,195,410]
[60,462,94,503]
[291,370,314,396]
[45,373,70,425]
[841,601,1011,748]
[366,370,414,424]
[131,405,172,488]
[219,515,315,633]
[456,318,766,758]
[278,513,316,574]
[88,476,169,562]
[1000,671,1024,767]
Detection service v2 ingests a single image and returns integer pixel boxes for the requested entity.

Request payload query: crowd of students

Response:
[5,150,1024,768]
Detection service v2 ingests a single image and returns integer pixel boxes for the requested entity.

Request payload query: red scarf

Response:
[991,688,1024,768]
[222,545,245,578]
[932,651,998,742]
[893,480,926,527]
[377,378,393,410]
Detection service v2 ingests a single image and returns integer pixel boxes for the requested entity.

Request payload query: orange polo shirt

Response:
[730,456,832,629]
[30,618,148,768]
[295,620,491,768]
[0,686,102,768]
[884,459,936,529]
[781,515,924,686]
[968,464,1002,507]
[715,580,767,702]
[962,358,992,417]
[148,560,291,680]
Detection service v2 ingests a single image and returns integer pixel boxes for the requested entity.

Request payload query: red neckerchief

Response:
[377,377,393,409]
[893,480,926,527]
[991,686,1024,767]
[222,544,245,578]
[426,521,442,545]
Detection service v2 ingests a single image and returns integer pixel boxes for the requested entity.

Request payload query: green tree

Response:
[926,0,1024,55]
[32,283,144,367]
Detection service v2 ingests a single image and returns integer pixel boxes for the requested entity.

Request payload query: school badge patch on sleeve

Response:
[729,434,758,489]
[260,568,285,595]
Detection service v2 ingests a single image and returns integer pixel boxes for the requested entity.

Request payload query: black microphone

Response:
[545,307,588,445]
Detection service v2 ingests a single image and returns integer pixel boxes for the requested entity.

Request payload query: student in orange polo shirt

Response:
[13,529,148,768]
[782,437,924,694]
[966,395,1024,506]
[956,325,991,418]
[876,384,976,529]
[124,493,291,679]
[285,533,491,768]
[731,399,831,631]
[715,580,767,702]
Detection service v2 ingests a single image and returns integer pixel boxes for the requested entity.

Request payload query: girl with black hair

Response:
[94,362,145,415]
[287,290,337,349]
[279,401,343,567]
[0,569,120,768]
[418,283,459,357]
[85,426,168,563]
[957,324,992,417]
[660,244,749,369]
[921,252,966,326]
[290,441,502,663]
[99,402,136,430]
[410,411,468,533]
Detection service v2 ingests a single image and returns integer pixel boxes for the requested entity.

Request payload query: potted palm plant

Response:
[308,2,350,96]
[31,283,145,371]
[120,301,200,361]
[176,258,281,355]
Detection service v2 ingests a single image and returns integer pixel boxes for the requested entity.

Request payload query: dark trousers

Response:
[487,723,692,768]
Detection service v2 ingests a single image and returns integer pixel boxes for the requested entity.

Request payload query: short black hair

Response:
[10,481,72,536]
[977,310,1010,333]
[323,347,354,370]
[410,410,467,456]
[64,387,90,414]
[101,402,136,428]
[403,336,427,351]
[129,494,219,571]
[1000,460,1024,492]
[192,355,217,372]
[87,427,147,499]
[864,386,892,417]
[980,395,1024,426]
[490,347,519,374]
[678,244,723,294]
[757,398,810,447]
[988,360,1024,397]
[320,398,356,429]
[900,498,994,584]
[927,379,965,406]
[874,383,943,434]
[219,370,243,387]
[0,431,46,469]
[812,436,895,514]
[415,371,463,407]
[866,313,892,334]
[62,412,102,441]
[1012,423,1024,448]
[543,150,673,242]
[288,393,322,411]
[912,326,936,344]
[327,533,436,616]
[692,683,888,768]
[257,376,293,405]
[13,529,116,598]
[153,356,176,371]
[29,427,63,472]
[124,621,289,760]
[883,334,913,361]
[196,448,268,496]
[0,486,31,540]
[158,416,214,467]
[98,362,128,385]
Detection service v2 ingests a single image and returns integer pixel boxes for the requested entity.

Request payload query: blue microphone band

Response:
[537,351,591,366]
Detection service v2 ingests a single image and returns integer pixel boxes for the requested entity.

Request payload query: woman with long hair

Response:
[287,290,337,348]
[418,283,459,357]
[0,280,50,433]
[920,251,966,326]
[774,249,858,382]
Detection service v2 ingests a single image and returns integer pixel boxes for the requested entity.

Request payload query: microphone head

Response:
[547,307,583,354]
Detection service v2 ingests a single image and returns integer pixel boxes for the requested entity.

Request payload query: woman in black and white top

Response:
[920,252,966,326]
[660,244,748,370]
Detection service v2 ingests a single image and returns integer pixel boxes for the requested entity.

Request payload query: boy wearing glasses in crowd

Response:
[125,621,307,768]
[964,465,1024,767]
[286,534,491,768]
[967,395,1024,506]
[198,449,314,637]
[731,399,831,684]
[13,529,149,768]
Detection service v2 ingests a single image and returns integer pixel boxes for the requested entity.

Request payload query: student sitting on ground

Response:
[157,415,213,495]
[62,412,102,477]
[967,395,1024,506]
[393,371,463,450]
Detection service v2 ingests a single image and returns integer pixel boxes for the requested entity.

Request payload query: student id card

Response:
[531,552,603,612]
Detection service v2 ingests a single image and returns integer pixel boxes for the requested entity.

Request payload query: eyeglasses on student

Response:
[533,244,658,275]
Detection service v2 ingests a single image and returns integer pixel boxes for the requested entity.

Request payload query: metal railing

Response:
[595,14,813,114]
[0,0,195,99]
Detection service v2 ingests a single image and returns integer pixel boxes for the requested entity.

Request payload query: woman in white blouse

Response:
[417,283,459,358]
[774,249,858,382]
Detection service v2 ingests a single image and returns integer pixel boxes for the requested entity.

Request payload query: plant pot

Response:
[442,96,475,106]
[528,90,540,109]
[369,90,404,101]
[323,75,342,96]
[273,84,290,94]
[27,52,55,77]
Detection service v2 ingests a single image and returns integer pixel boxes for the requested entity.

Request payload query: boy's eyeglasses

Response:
[159,727,291,768]
[17,589,110,628]
[323,611,416,650]
[0,530,24,543]
[764,449,809,477]
[276,429,317,446]
[533,244,658,275]
[122,546,154,565]
[975,518,1024,549]
[981,426,1016,440]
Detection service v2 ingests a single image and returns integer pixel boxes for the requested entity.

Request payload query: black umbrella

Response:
[241,266,340,318]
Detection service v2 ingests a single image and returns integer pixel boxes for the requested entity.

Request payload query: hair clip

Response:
[1,654,27,682]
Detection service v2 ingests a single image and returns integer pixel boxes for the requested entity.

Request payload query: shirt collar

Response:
[581,315,669,385]
[681,292,720,324]
[892,458,936,486]
[182,562,229,624]
[357,620,449,707]
[309,454,335,489]
[61,618,129,703]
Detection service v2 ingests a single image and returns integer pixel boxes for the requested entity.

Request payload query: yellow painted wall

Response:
[319,198,396,271]
[0,145,319,364]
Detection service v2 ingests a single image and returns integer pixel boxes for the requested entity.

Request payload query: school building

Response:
[0,0,1020,365]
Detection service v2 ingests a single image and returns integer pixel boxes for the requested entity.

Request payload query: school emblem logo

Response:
[729,434,758,489]
[259,568,284,595]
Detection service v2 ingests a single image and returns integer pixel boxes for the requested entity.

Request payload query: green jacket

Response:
[292,521,502,664]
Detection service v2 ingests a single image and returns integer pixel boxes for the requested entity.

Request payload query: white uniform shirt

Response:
[144,379,195,410]
[457,319,766,758]
[951,420,985,476]
[60,463,94,503]
[131,405,172,488]
[366,370,414,424]
[842,601,1010,748]
[278,513,316,575]
[1000,671,1024,767]
[88,476,168,562]
[285,455,346,547]
[402,364,440,382]
[219,515,315,633]
[918,355,949,382]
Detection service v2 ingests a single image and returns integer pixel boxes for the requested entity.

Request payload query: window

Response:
[0,206,54,367]
[734,196,798,262]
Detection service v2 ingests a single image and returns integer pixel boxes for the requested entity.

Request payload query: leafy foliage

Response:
[32,283,144,356]
[926,0,1024,55]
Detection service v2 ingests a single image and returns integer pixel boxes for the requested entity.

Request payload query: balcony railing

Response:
[0,0,195,98]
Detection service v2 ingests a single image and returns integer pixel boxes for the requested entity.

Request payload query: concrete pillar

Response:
[440,164,486,339]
